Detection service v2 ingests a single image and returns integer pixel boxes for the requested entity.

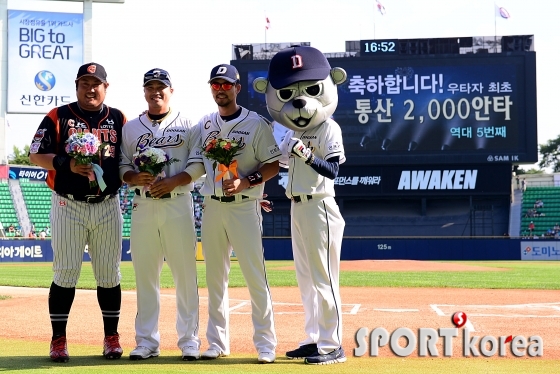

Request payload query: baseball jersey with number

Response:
[119,110,197,192]
[279,118,345,197]
[189,106,281,196]
[29,102,126,196]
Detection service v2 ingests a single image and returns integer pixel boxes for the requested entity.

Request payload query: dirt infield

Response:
[1,260,558,359]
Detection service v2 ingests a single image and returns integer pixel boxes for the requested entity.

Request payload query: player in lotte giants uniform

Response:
[119,68,204,361]
[29,62,126,362]
[188,64,279,363]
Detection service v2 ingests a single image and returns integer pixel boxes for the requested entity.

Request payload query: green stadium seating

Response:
[0,182,19,233]
[521,186,560,237]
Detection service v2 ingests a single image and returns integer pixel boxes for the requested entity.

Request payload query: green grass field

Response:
[0,260,559,290]
[1,339,558,374]
[1,260,559,373]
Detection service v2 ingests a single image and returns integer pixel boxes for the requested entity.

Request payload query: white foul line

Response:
[374,308,419,312]
[229,301,249,311]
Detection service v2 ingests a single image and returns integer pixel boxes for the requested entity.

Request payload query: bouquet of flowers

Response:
[132,145,179,180]
[202,138,242,181]
[65,132,107,190]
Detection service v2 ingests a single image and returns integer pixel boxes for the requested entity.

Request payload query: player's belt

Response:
[135,190,184,199]
[293,195,313,203]
[58,193,115,204]
[211,195,249,203]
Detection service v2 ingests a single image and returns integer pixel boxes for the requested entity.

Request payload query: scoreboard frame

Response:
[233,50,537,166]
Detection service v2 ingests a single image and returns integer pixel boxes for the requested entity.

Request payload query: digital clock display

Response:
[361,39,399,54]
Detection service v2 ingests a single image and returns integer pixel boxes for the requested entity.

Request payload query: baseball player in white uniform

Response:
[119,68,205,361]
[188,64,280,363]
[253,46,348,365]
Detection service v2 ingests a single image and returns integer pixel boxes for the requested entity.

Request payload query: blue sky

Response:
[6,0,558,169]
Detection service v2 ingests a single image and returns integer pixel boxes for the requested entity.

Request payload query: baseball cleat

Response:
[304,347,347,365]
[103,333,123,359]
[200,348,226,360]
[181,345,200,361]
[129,346,160,360]
[258,351,276,363]
[50,335,69,363]
[286,343,318,359]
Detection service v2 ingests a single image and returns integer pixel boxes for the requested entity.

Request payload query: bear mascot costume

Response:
[253,45,348,365]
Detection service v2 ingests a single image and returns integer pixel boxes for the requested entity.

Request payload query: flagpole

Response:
[373,2,376,39]
[494,4,497,52]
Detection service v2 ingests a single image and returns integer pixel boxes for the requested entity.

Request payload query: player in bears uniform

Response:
[188,64,279,363]
[253,46,348,365]
[29,62,126,363]
[119,68,205,361]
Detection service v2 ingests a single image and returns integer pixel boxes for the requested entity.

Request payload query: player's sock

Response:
[48,282,76,338]
[97,284,121,335]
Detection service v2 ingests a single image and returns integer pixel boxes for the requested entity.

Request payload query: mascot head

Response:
[253,45,346,132]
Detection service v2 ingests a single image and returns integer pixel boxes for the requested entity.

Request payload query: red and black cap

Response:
[75,62,107,83]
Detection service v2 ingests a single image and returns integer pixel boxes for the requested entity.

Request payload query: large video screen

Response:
[236,52,537,166]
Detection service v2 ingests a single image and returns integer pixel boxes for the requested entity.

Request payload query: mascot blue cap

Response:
[268,45,331,89]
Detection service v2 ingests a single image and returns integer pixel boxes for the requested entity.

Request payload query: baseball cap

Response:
[75,62,107,83]
[143,68,172,87]
[208,64,240,83]
[268,45,331,89]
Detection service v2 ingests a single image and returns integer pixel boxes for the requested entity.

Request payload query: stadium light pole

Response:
[0,0,124,167]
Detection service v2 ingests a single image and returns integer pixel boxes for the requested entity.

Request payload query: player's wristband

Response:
[247,171,263,186]
[52,155,71,172]
[305,153,315,165]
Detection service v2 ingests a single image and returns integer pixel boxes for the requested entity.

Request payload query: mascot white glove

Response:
[288,138,312,161]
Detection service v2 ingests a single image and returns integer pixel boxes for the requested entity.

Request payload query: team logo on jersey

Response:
[68,119,75,127]
[327,141,341,151]
[136,133,184,149]
[29,142,41,154]
[268,144,280,155]
[204,120,212,129]
[106,119,114,125]
[33,129,47,142]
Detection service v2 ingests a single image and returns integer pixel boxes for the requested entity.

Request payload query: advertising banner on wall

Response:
[7,10,83,114]
[8,166,48,181]
[0,240,132,262]
[520,241,560,261]
[264,163,512,198]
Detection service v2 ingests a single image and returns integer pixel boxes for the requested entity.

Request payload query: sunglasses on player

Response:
[211,82,237,91]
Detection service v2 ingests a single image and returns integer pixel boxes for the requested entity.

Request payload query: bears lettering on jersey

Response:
[202,131,247,151]
[136,132,184,149]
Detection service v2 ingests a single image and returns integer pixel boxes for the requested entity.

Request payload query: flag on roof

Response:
[265,16,271,30]
[376,0,386,15]
[495,4,510,19]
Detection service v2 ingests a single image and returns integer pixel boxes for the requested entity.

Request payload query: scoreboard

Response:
[234,49,537,166]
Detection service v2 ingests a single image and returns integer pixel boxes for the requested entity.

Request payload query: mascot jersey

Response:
[279,118,345,198]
